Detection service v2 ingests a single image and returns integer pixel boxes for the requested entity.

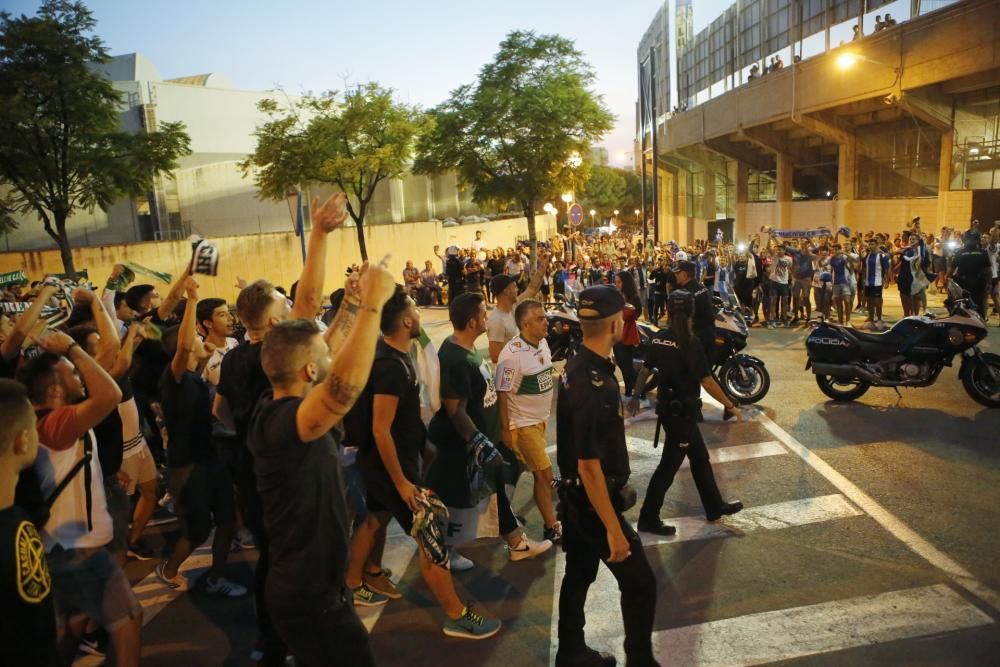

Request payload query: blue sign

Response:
[569,203,584,226]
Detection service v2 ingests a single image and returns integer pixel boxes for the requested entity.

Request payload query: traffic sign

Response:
[568,203,584,226]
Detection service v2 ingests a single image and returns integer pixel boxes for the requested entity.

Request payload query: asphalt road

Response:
[79,292,1000,666]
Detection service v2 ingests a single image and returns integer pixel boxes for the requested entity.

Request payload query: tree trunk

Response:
[525,209,538,270]
[55,214,76,275]
[355,206,369,262]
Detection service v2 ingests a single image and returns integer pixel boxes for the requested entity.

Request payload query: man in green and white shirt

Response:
[495,299,561,543]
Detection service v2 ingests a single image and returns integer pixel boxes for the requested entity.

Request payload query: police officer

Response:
[628,290,744,536]
[555,285,658,667]
[673,260,715,360]
[949,230,991,317]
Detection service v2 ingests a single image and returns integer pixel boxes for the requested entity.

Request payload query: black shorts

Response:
[864,285,883,299]
[358,454,415,534]
[769,281,790,297]
[167,457,236,543]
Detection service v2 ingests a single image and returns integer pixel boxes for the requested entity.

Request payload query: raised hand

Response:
[311,192,349,233]
[183,276,200,300]
[71,286,97,304]
[358,255,396,306]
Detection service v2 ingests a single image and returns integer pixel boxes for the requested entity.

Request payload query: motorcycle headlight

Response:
[946,327,963,346]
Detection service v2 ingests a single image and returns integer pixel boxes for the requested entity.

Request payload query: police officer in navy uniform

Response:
[673,260,716,361]
[555,285,658,667]
[628,290,744,536]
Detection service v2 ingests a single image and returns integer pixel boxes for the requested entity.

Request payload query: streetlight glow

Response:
[836,53,858,70]
[567,152,582,169]
[561,192,573,204]
[634,209,640,216]
[613,209,619,216]
[589,209,596,216]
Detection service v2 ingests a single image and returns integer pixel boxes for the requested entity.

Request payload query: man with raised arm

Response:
[213,192,348,666]
[248,258,397,666]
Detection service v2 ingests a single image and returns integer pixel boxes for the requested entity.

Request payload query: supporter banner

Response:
[0,270,27,286]
[124,262,173,284]
[190,239,220,276]
[770,227,832,239]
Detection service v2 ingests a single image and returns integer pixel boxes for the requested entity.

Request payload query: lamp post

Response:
[285,189,307,262]
[835,51,903,100]
[589,209,597,226]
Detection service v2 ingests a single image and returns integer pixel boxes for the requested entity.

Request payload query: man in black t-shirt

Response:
[673,260,716,361]
[0,379,59,667]
[344,286,501,639]
[248,260,395,667]
[155,278,246,599]
[555,285,653,667]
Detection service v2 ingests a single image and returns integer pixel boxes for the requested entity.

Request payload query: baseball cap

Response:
[577,285,625,320]
[490,274,517,294]
[676,260,697,275]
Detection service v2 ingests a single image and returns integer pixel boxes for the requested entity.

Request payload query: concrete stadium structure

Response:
[637,0,1000,244]
[2,54,488,252]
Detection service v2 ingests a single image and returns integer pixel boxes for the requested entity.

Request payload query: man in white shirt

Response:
[17,329,142,665]
[496,300,560,543]
[471,230,486,261]
[486,254,549,363]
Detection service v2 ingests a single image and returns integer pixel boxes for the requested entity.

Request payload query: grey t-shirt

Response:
[487,307,517,344]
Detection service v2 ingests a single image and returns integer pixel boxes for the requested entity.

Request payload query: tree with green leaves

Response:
[242,83,427,261]
[580,165,627,213]
[0,1,191,274]
[414,30,614,268]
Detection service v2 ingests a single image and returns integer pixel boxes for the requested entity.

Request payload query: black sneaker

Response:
[127,539,156,561]
[79,628,108,657]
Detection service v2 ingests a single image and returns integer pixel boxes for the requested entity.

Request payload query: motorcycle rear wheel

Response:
[815,374,870,402]
[720,358,770,404]
[960,353,1000,408]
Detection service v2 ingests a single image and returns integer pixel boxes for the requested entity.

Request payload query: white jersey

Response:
[495,335,554,429]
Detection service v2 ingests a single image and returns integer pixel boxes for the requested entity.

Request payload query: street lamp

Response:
[589,209,596,225]
[285,189,307,262]
[613,209,619,217]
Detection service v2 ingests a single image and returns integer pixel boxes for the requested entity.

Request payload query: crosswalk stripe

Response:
[564,583,993,666]
[545,439,788,470]
[133,548,213,626]
[636,494,862,546]
[549,492,866,664]
[702,392,1000,613]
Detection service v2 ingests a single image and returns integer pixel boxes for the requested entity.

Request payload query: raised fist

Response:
[312,192,349,233]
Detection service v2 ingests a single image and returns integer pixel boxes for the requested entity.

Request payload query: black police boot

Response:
[555,645,617,666]
[636,517,677,536]
[706,500,743,522]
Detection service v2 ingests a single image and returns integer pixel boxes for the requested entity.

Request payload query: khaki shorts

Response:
[120,442,158,496]
[509,422,552,473]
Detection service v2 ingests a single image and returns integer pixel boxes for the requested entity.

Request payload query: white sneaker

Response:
[154,561,188,591]
[203,575,249,598]
[508,536,553,562]
[448,547,475,572]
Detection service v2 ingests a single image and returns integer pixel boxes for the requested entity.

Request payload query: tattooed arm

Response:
[295,260,396,442]
[323,270,361,352]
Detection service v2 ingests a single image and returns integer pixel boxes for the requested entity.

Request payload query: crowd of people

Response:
[403,217,1000,333]
[1,193,998,666]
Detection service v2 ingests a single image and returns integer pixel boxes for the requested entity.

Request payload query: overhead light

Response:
[969,147,980,155]
[836,53,858,70]
[826,191,832,197]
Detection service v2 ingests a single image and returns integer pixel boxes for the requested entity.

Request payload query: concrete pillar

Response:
[937,130,954,229]
[703,169,717,233]
[776,154,794,230]
[837,138,857,232]
[735,162,749,239]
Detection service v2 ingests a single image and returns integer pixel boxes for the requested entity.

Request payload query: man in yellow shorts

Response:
[496,299,561,543]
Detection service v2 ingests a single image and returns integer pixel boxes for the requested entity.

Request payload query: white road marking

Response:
[133,548,214,626]
[636,494,862,546]
[699,393,1000,613]
[571,583,993,666]
[544,438,788,470]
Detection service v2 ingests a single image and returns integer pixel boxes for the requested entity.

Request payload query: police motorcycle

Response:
[805,281,1000,407]
[635,293,771,405]
[546,281,582,362]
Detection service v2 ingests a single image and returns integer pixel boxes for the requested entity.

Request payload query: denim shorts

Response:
[47,545,141,631]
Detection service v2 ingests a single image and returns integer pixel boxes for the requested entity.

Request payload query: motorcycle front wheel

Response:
[815,374,870,402]
[719,358,770,404]
[960,352,1000,408]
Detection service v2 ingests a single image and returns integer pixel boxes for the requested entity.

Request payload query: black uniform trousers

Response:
[557,490,658,666]
[639,417,724,522]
